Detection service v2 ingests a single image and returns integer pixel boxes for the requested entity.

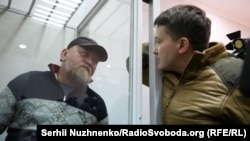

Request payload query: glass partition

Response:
[78,0,132,124]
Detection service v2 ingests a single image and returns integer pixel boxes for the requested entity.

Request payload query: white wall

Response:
[0,10,76,89]
[158,0,250,44]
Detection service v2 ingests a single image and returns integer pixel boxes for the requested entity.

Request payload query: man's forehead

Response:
[78,46,100,58]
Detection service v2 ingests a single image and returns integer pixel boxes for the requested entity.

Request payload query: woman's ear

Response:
[178,37,190,54]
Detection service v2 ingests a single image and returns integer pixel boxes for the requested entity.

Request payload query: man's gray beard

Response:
[67,68,91,87]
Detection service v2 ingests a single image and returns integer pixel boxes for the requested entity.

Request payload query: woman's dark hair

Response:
[154,4,211,51]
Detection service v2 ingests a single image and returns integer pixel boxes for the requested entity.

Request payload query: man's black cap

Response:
[67,37,108,62]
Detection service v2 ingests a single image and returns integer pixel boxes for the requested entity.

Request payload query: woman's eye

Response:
[155,41,161,45]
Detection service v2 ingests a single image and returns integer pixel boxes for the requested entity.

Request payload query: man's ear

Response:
[178,37,190,54]
[60,48,68,62]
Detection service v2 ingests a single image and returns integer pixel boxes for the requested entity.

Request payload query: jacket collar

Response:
[185,42,228,72]
[162,42,228,80]
[48,63,60,73]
